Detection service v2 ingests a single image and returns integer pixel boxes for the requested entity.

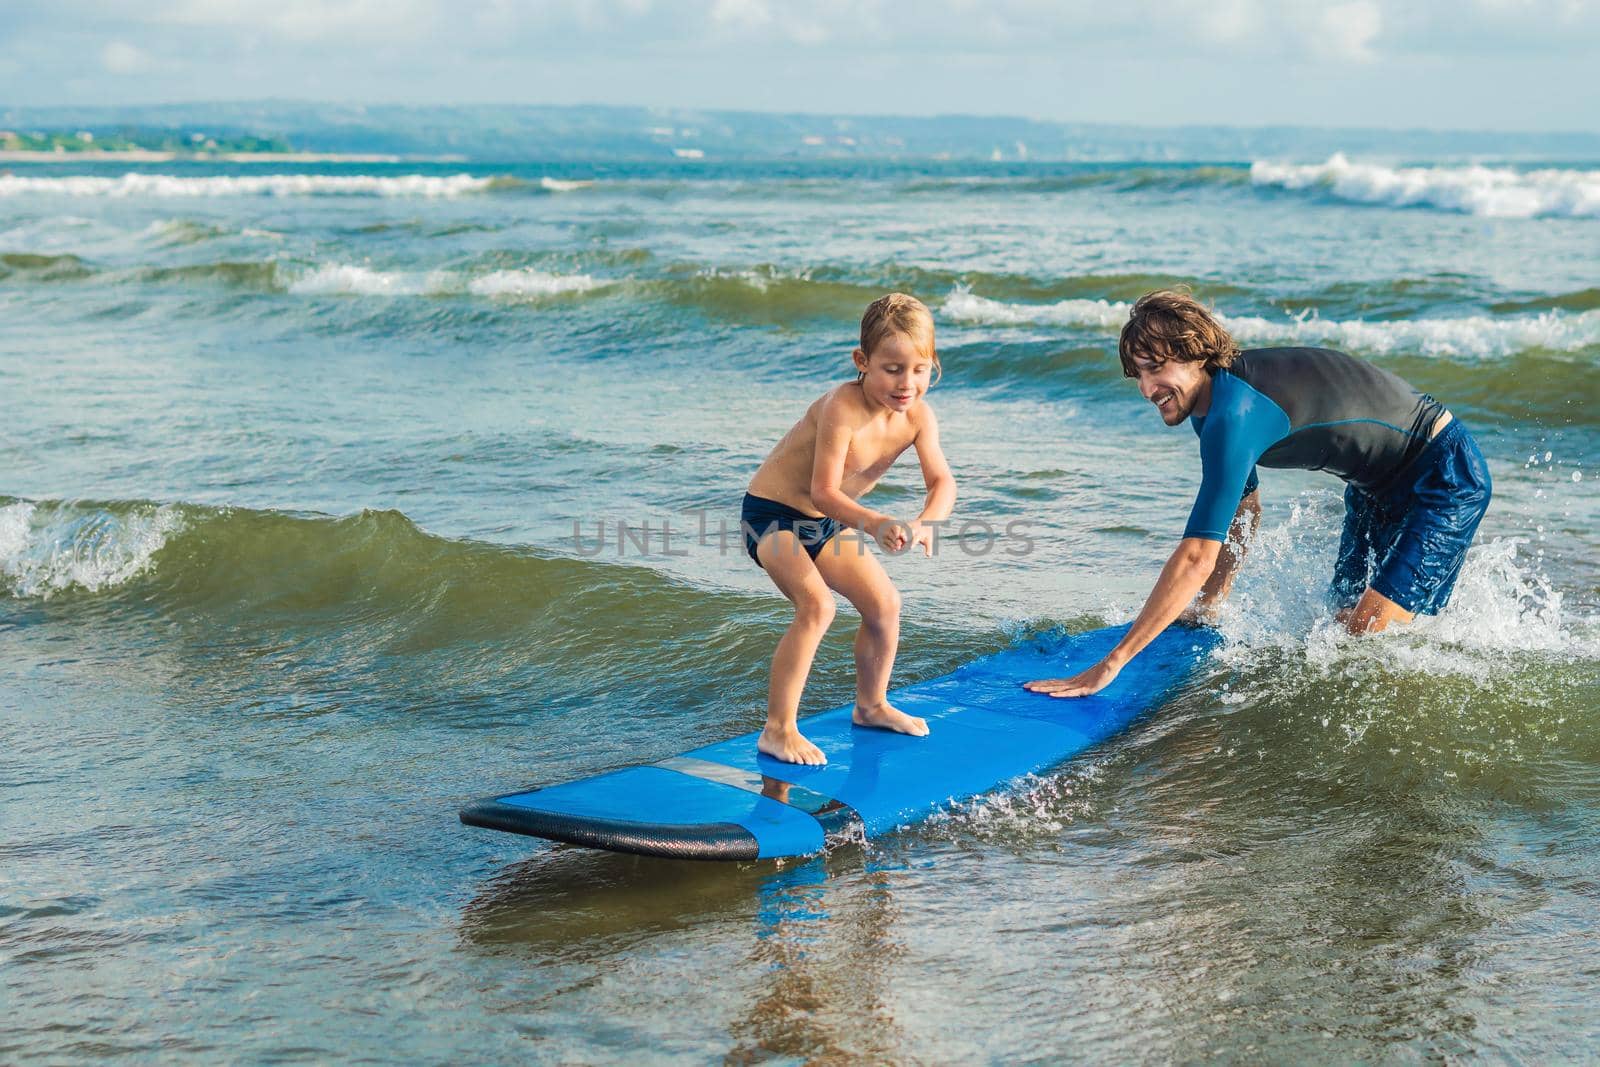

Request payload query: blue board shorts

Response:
[1331,418,1492,615]
[742,492,843,568]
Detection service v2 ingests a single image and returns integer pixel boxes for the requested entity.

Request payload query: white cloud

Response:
[159,0,441,43]
[708,0,842,45]
[710,0,772,30]
[3,0,1596,127]
[1195,0,1261,45]
[1313,1,1382,63]
[101,40,152,74]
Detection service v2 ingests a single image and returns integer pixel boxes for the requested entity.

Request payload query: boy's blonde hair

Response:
[859,293,940,381]
[1118,289,1239,377]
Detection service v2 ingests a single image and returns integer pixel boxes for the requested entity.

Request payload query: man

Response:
[1026,290,1492,699]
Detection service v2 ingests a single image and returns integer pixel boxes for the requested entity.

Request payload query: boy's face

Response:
[1128,352,1211,426]
[853,331,935,413]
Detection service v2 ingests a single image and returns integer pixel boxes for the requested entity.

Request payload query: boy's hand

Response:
[907,520,936,557]
[873,519,909,554]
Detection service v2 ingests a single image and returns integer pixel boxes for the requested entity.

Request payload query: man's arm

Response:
[1024,536,1222,698]
[1181,489,1260,624]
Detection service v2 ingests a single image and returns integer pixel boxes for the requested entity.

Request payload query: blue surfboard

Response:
[460,623,1220,860]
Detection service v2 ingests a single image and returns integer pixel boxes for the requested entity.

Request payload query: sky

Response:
[2,0,1597,131]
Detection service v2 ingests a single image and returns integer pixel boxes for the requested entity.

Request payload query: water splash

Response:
[0,501,184,599]
[920,764,1110,843]
[1209,490,1598,681]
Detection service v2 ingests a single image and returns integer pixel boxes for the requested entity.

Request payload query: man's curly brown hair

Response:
[1118,289,1239,378]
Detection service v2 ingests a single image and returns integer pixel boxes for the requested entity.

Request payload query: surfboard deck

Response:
[460,622,1221,861]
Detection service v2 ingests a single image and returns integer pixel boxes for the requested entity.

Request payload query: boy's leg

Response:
[813,533,929,737]
[755,529,835,766]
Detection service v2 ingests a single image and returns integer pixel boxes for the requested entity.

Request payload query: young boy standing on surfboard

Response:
[743,293,956,766]
[1026,289,1491,699]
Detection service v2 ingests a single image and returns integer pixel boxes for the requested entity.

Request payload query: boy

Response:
[744,293,956,764]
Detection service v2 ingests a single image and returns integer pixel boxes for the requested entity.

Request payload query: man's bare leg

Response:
[1336,586,1416,634]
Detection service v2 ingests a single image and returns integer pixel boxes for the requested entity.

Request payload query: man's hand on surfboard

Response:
[1023,659,1121,699]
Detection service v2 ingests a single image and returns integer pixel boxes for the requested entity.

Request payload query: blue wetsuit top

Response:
[1185,347,1445,542]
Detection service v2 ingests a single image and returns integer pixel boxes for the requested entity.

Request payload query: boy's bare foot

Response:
[758,724,827,766]
[853,701,930,737]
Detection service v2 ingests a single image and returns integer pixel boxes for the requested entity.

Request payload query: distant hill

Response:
[4,101,1597,163]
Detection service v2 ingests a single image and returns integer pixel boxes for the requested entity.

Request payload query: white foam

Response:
[0,215,108,254]
[921,764,1108,842]
[539,177,595,192]
[286,263,604,299]
[1220,307,1600,358]
[288,264,443,296]
[0,501,184,599]
[940,286,1600,359]
[466,269,602,298]
[690,267,807,293]
[1207,489,1599,681]
[1251,153,1600,218]
[0,173,497,199]
[942,288,1128,329]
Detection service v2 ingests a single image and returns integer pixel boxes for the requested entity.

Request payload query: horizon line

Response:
[5,99,1598,142]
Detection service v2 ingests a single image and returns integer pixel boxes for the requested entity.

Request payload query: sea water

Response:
[2,149,1597,1061]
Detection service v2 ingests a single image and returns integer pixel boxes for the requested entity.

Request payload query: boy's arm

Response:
[1181,488,1260,624]
[809,395,895,536]
[911,405,956,524]
[1024,536,1222,698]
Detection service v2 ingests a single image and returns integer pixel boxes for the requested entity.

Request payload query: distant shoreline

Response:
[0,150,429,164]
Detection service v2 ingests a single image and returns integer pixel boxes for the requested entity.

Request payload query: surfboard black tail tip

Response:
[459,797,764,861]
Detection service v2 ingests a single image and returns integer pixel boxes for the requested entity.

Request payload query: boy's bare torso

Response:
[748,381,922,516]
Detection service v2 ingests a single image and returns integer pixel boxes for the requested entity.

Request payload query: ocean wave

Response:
[142,218,229,245]
[0,173,503,199]
[287,264,448,296]
[466,268,605,298]
[1251,153,1600,218]
[1493,287,1600,314]
[288,263,604,298]
[0,498,806,699]
[139,260,284,289]
[653,267,885,323]
[899,165,1251,196]
[943,289,1129,329]
[0,253,614,300]
[0,251,91,281]
[0,500,184,599]
[0,498,637,614]
[941,287,1600,359]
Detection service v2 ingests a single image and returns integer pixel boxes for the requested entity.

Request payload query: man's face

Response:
[1128,354,1211,426]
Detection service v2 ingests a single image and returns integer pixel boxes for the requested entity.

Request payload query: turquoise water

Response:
[3,154,1598,1061]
